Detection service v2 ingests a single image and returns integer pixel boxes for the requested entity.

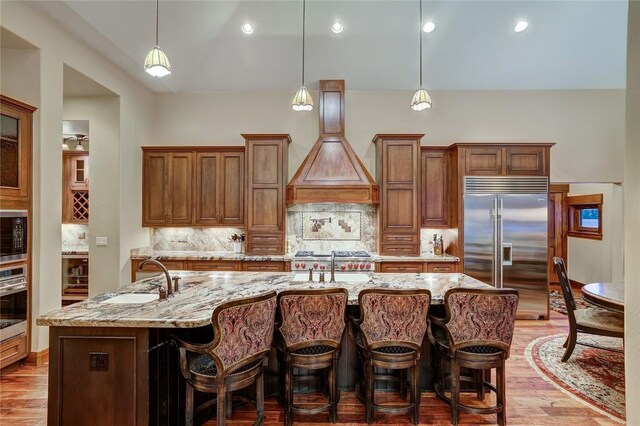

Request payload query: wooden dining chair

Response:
[172,291,277,426]
[553,257,624,362]
[275,288,349,426]
[429,288,519,426]
[350,288,431,425]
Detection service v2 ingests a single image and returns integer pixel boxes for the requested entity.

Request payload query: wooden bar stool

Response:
[275,288,349,426]
[172,291,277,426]
[429,288,519,426]
[350,289,431,425]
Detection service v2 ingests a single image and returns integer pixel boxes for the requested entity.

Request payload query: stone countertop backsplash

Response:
[37,271,487,328]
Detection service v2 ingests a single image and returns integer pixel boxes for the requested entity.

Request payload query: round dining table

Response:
[582,282,624,313]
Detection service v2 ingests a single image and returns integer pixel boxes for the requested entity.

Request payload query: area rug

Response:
[525,333,625,423]
[549,290,589,315]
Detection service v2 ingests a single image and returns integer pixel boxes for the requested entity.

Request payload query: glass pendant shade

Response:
[62,140,70,151]
[291,86,314,111]
[410,88,432,111]
[75,141,85,151]
[144,46,171,78]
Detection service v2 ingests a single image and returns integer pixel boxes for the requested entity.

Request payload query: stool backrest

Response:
[210,291,277,373]
[357,289,431,351]
[443,288,519,354]
[277,288,348,350]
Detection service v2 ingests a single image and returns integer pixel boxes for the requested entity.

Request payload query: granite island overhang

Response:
[37,271,492,425]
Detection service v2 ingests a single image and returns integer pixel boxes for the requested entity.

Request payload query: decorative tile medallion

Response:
[301,211,361,241]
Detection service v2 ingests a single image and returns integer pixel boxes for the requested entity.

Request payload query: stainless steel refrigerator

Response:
[463,176,549,319]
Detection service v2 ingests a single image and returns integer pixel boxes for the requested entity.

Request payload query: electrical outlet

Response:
[96,237,108,247]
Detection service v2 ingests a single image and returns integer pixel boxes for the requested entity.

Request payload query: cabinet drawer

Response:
[137,260,184,271]
[0,334,27,369]
[383,234,419,243]
[248,234,283,244]
[379,262,423,273]
[380,244,419,255]
[241,261,285,272]
[186,261,241,271]
[246,242,284,255]
[425,262,457,273]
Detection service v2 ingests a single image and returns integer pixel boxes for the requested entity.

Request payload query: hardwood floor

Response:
[0,310,620,425]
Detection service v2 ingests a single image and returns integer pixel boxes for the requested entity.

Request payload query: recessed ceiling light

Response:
[331,22,343,33]
[422,21,436,33]
[241,23,254,34]
[514,21,528,32]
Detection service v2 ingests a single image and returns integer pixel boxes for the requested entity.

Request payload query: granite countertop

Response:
[130,247,290,262]
[37,271,488,329]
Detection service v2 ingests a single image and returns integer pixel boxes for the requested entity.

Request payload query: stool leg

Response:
[497,363,506,426]
[329,356,338,423]
[226,391,233,418]
[365,359,375,424]
[256,370,265,425]
[185,382,194,426]
[217,385,226,426]
[451,359,460,426]
[285,364,293,426]
[411,365,420,425]
[399,368,407,399]
[439,356,446,393]
[476,369,485,401]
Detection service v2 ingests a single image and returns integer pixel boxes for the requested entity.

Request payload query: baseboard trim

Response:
[569,279,584,289]
[26,348,49,366]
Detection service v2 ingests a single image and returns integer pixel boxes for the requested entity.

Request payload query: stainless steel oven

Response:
[0,210,28,263]
[0,264,28,342]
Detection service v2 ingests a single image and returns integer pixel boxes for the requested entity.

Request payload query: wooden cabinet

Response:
[0,334,27,370]
[374,134,422,255]
[425,262,457,273]
[243,134,290,255]
[194,151,245,226]
[62,152,90,224]
[421,148,449,227]
[142,147,244,227]
[186,260,241,271]
[0,96,35,201]
[461,144,549,177]
[241,261,286,272]
[378,262,423,273]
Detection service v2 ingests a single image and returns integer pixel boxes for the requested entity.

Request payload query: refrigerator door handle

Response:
[493,198,499,287]
[498,198,504,288]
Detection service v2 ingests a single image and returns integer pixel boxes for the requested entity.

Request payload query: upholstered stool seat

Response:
[275,288,349,426]
[429,288,519,426]
[350,289,431,425]
[173,291,277,426]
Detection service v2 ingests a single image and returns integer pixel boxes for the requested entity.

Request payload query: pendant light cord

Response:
[302,0,306,86]
[155,0,160,46]
[419,0,423,87]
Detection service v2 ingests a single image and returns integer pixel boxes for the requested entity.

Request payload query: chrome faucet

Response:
[138,259,173,298]
[330,251,336,283]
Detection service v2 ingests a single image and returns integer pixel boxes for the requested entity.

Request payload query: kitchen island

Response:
[37,271,490,425]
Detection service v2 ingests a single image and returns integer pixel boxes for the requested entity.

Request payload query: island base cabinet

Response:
[47,327,149,426]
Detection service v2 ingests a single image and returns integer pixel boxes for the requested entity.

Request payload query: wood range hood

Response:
[286,80,379,204]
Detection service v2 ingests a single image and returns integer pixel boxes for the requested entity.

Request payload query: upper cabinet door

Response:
[69,154,89,190]
[167,152,193,225]
[505,146,546,176]
[194,152,220,226]
[421,149,449,227]
[246,140,285,232]
[464,147,504,175]
[143,152,169,226]
[381,140,420,233]
[0,97,35,202]
[219,152,244,225]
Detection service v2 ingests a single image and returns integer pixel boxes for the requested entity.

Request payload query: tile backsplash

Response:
[287,204,376,253]
[61,224,89,251]
[153,227,244,251]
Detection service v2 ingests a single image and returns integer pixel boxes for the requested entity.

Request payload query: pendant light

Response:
[75,135,86,151]
[62,137,70,151]
[292,0,313,111]
[411,0,432,111]
[144,0,171,78]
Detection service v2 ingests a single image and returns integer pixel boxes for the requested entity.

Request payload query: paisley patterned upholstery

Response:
[211,294,277,371]
[278,291,348,348]
[359,291,431,348]
[444,290,518,353]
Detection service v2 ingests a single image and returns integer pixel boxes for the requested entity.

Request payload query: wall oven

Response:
[0,210,28,263]
[0,264,28,342]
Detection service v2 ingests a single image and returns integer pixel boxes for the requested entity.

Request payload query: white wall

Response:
[624,0,640,423]
[567,183,624,284]
[1,1,154,352]
[153,89,626,184]
[63,97,121,297]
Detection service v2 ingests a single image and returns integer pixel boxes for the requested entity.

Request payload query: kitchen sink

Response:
[292,272,371,282]
[99,293,158,304]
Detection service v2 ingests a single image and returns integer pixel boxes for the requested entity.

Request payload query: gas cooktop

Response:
[294,250,371,258]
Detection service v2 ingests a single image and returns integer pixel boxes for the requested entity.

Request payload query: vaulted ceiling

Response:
[29,0,628,93]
